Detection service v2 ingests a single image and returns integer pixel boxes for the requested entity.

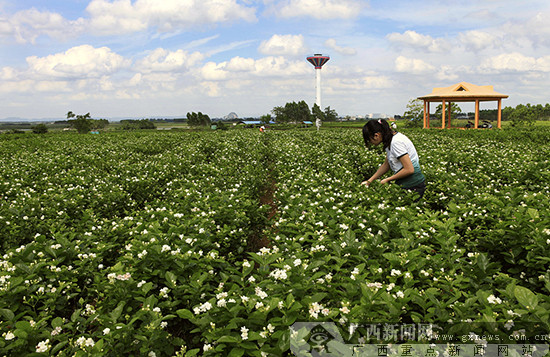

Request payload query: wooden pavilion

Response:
[417,82,508,129]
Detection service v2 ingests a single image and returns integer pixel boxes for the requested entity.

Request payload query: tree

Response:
[68,112,92,133]
[32,123,48,134]
[271,101,312,124]
[186,112,211,127]
[271,105,289,123]
[260,114,272,124]
[403,99,424,127]
[324,106,338,121]
[509,104,536,127]
[312,104,325,122]
[121,119,155,130]
[435,102,462,119]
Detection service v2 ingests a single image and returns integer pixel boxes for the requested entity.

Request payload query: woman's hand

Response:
[361,180,372,186]
[380,178,390,185]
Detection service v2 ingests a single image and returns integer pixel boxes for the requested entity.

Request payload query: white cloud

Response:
[458,30,501,52]
[258,34,306,56]
[26,45,130,79]
[394,56,435,74]
[480,53,550,72]
[387,30,450,52]
[136,48,204,73]
[226,57,256,72]
[200,62,229,81]
[325,39,356,56]
[86,0,257,35]
[436,65,459,81]
[330,75,392,90]
[199,55,309,81]
[271,0,363,19]
[0,8,85,43]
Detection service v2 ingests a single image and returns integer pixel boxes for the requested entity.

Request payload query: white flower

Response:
[241,326,249,340]
[487,294,502,304]
[504,320,514,330]
[340,306,350,314]
[160,321,168,329]
[4,331,15,340]
[159,287,170,298]
[367,282,383,291]
[161,245,171,252]
[243,260,251,268]
[255,287,268,299]
[137,280,146,288]
[148,352,157,357]
[36,339,50,353]
[269,268,288,280]
[51,326,62,336]
[103,328,110,335]
[391,269,401,276]
[114,273,131,281]
[396,291,405,298]
[293,258,302,267]
[204,344,213,352]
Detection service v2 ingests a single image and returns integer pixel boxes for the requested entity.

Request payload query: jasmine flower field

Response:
[1,128,549,356]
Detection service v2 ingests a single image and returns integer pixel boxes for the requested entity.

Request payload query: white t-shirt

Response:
[385,132,425,188]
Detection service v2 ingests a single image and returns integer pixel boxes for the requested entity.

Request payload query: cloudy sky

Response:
[1,0,550,120]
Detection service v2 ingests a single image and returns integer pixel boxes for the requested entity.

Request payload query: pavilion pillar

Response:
[441,100,446,129]
[423,100,427,129]
[447,102,452,128]
[497,99,502,129]
[475,100,480,129]
[427,102,430,128]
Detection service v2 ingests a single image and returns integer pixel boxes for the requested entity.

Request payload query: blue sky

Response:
[1,0,550,120]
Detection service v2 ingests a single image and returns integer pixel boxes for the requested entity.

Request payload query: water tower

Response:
[307,54,330,109]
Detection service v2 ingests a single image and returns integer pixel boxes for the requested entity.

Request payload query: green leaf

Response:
[52,341,69,354]
[110,301,126,322]
[165,271,177,289]
[176,309,194,319]
[0,308,14,321]
[141,282,153,294]
[13,329,28,339]
[51,317,64,328]
[382,252,400,263]
[305,292,327,304]
[185,349,200,357]
[15,321,31,331]
[217,335,239,343]
[227,348,245,357]
[71,308,83,323]
[514,286,538,310]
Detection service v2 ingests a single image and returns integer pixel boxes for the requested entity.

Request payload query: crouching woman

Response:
[361,119,426,199]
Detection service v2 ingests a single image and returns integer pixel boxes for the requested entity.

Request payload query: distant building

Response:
[224,112,238,120]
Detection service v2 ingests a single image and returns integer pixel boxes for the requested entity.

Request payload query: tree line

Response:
[270,101,338,123]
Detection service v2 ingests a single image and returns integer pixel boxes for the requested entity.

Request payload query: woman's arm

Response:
[362,158,390,186]
[380,154,414,184]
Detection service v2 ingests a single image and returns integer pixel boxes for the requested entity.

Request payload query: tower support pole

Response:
[316,68,322,108]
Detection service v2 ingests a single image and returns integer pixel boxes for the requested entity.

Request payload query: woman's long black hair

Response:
[362,119,394,150]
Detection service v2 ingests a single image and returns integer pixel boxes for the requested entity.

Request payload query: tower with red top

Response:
[307,54,330,108]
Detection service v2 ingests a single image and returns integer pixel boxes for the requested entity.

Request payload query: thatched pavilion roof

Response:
[418,82,508,102]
